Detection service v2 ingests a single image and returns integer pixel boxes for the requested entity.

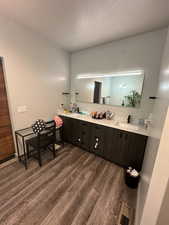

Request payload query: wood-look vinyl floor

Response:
[0,145,136,225]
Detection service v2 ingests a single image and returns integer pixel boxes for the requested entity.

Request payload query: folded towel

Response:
[54,116,63,127]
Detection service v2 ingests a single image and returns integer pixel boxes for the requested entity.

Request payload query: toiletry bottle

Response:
[127,115,131,124]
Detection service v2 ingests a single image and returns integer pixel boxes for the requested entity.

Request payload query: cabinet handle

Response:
[95,127,100,130]
[119,133,123,138]
[94,142,98,149]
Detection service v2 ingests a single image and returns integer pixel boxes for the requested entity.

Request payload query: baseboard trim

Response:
[135,183,141,225]
[0,154,16,166]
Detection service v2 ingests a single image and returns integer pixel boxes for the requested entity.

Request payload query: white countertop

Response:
[59,112,149,136]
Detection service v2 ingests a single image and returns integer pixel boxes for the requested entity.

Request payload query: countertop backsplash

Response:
[76,102,151,123]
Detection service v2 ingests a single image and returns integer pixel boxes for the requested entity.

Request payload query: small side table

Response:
[15,127,34,169]
[15,126,64,169]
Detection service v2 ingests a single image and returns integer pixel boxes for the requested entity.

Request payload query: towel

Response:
[54,116,63,127]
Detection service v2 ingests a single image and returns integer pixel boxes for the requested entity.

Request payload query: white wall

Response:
[137,27,169,225]
[156,179,169,225]
[71,29,167,120]
[140,107,169,225]
[0,15,70,131]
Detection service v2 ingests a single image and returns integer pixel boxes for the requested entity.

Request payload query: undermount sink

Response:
[118,123,139,131]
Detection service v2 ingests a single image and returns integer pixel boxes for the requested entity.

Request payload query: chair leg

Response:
[26,143,30,159]
[60,127,64,147]
[52,144,56,158]
[37,147,42,167]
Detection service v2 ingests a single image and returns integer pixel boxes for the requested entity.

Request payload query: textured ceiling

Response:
[0,0,169,51]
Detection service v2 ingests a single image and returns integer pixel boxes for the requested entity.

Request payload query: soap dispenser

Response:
[144,113,152,129]
[127,115,131,124]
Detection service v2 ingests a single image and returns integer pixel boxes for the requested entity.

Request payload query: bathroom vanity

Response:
[60,113,148,171]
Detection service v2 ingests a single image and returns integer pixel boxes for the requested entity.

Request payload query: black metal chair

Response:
[26,120,56,166]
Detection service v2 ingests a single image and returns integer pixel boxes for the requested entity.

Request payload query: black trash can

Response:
[125,170,140,189]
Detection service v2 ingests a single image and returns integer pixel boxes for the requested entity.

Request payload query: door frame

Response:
[0,57,16,161]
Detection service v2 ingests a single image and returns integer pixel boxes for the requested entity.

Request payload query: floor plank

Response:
[0,145,136,225]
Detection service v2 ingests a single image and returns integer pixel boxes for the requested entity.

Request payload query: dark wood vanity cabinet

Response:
[61,116,92,150]
[104,128,147,171]
[61,116,147,171]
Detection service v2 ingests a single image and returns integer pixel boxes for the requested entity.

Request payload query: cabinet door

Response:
[126,133,147,171]
[90,124,105,157]
[61,116,73,142]
[61,116,68,142]
[61,117,91,149]
[105,128,128,166]
[120,131,132,166]
[80,121,92,151]
[71,119,81,146]
[105,127,147,170]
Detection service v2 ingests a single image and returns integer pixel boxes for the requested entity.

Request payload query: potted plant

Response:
[123,90,141,107]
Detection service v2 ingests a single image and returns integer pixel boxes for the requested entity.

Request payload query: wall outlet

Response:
[17,105,27,113]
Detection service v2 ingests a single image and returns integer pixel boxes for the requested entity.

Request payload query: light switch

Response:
[17,105,27,113]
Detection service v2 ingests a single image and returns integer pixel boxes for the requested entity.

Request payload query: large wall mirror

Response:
[71,70,144,108]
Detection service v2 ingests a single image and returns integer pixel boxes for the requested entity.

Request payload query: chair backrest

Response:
[37,120,56,145]
[45,120,56,130]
